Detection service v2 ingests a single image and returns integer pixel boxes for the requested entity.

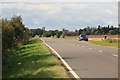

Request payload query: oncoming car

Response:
[79,34,88,41]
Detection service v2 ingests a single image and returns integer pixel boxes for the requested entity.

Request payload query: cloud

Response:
[2,2,118,30]
[2,0,119,2]
[0,2,2,16]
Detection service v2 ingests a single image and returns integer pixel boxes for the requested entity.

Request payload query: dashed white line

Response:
[98,50,103,52]
[82,45,85,48]
[112,54,118,57]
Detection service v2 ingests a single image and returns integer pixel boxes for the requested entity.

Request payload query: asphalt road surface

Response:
[43,38,118,78]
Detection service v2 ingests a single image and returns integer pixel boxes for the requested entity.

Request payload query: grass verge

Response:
[3,37,72,78]
[89,39,120,48]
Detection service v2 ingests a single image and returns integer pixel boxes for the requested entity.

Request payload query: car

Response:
[79,34,88,41]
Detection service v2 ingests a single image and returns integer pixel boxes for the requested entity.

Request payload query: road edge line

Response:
[41,38,80,79]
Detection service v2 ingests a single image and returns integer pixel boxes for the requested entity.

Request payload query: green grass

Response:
[89,39,120,48]
[3,37,72,78]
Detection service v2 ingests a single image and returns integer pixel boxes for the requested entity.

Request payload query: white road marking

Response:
[82,45,85,48]
[112,54,118,57]
[41,38,80,78]
[98,50,103,52]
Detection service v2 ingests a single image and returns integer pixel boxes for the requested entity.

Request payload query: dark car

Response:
[79,34,88,41]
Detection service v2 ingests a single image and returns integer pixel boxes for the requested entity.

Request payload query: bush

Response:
[61,33,65,38]
[43,32,51,37]
[61,35,65,38]
[109,40,113,43]
[2,15,31,69]
[56,34,61,38]
[105,38,118,43]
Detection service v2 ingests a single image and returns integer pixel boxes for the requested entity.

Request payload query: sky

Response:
[1,0,119,31]
[1,0,119,2]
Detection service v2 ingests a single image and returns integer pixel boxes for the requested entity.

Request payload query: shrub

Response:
[56,34,61,38]
[43,32,51,37]
[2,15,31,69]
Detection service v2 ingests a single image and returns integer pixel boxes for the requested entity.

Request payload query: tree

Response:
[2,16,31,67]
[61,28,66,38]
[2,18,15,54]
[30,28,44,37]
[98,25,101,30]
[49,30,56,37]
[108,30,114,35]
[56,34,61,38]
[56,31,62,38]
[42,31,51,37]
[78,29,83,35]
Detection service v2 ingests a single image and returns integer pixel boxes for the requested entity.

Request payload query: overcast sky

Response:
[2,1,118,31]
[1,0,119,2]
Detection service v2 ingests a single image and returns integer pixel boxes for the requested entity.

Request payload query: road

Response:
[43,38,118,78]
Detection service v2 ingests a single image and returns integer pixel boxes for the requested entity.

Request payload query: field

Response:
[64,35,119,48]
[3,37,72,78]
[89,39,120,48]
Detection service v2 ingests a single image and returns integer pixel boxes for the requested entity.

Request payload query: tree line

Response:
[31,25,119,38]
[2,16,31,67]
[30,29,63,38]
[77,25,119,35]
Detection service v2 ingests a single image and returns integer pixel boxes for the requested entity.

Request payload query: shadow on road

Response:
[62,57,78,59]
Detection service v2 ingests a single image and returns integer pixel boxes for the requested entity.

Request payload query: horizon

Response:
[27,25,118,32]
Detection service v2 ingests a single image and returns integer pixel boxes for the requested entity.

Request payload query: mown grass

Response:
[3,37,72,78]
[89,39,120,48]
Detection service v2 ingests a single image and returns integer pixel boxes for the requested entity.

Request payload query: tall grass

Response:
[89,38,120,48]
[3,37,72,78]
